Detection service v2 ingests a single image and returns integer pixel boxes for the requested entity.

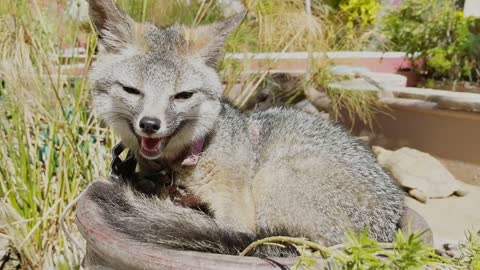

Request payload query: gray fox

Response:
[86,0,405,256]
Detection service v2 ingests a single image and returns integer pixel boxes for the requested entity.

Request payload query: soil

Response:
[407,185,480,247]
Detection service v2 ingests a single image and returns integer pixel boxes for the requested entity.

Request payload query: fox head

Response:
[88,0,244,161]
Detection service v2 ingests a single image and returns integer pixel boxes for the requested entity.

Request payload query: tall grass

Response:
[0,0,113,268]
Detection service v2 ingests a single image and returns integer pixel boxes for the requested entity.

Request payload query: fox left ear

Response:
[182,13,245,69]
[88,0,136,53]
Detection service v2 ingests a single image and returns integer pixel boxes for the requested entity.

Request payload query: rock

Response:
[356,129,372,143]
[65,0,89,24]
[304,85,330,112]
[328,65,408,88]
[373,146,470,203]
[294,100,330,120]
[294,100,319,114]
[217,0,245,17]
[464,0,480,17]
[399,207,433,245]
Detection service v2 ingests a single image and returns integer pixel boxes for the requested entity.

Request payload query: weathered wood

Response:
[399,206,434,245]
[76,181,431,270]
[75,184,299,270]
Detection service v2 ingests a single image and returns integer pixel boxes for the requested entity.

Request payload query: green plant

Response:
[382,0,480,82]
[308,65,387,129]
[339,0,380,29]
[327,87,386,129]
[456,230,480,269]
[0,0,113,268]
[242,229,480,269]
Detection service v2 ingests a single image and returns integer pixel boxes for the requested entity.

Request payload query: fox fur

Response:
[86,0,405,256]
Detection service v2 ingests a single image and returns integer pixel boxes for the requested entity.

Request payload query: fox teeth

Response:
[141,137,162,151]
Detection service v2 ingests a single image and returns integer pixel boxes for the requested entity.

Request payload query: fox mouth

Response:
[130,120,187,160]
[139,136,171,159]
[127,121,171,159]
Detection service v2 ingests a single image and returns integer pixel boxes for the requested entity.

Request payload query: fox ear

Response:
[183,13,245,69]
[88,0,136,53]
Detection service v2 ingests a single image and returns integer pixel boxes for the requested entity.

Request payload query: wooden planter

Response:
[76,181,431,270]
[76,181,300,270]
[224,51,414,74]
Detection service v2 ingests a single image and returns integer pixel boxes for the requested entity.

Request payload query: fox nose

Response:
[139,117,161,134]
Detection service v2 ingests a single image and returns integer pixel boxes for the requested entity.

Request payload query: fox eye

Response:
[174,91,194,100]
[122,86,141,95]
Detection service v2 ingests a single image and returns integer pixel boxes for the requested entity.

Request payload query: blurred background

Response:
[0,0,479,269]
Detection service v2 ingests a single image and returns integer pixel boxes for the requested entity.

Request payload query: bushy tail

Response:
[83,180,296,257]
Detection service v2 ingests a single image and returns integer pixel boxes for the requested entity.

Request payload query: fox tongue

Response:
[141,137,162,151]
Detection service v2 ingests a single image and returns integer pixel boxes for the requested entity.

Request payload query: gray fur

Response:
[87,180,298,256]
[87,0,135,53]
[87,0,405,256]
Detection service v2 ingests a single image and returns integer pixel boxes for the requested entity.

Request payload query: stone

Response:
[294,100,319,114]
[373,146,470,203]
[65,0,89,23]
[304,86,330,112]
[328,65,408,87]
[294,100,330,121]
[464,0,480,17]
[217,0,245,17]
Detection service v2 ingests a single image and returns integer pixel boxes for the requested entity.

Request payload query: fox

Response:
[85,0,405,257]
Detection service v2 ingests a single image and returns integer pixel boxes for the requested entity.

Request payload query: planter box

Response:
[53,50,416,77]
[225,51,415,73]
[368,102,480,185]
[332,85,480,185]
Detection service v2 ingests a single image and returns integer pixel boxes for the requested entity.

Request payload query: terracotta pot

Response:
[396,70,421,87]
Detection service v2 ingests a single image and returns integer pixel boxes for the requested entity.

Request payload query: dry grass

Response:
[0,1,113,268]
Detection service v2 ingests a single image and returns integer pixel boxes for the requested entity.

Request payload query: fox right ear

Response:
[182,13,245,69]
[88,0,135,53]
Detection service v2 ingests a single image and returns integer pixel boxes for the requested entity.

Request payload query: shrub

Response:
[382,0,480,81]
[339,0,381,30]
